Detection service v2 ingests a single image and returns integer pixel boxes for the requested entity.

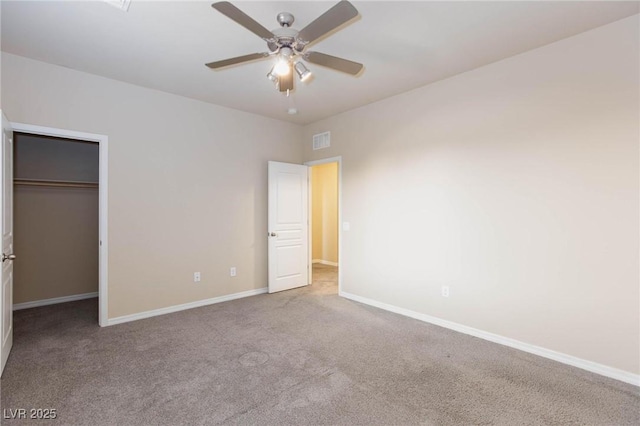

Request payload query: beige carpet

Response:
[1,264,638,425]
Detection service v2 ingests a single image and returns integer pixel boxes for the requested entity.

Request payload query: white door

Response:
[268,161,308,293]
[0,111,14,375]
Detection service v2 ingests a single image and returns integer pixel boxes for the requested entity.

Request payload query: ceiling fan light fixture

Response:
[266,67,278,84]
[294,61,312,82]
[274,58,291,76]
[274,46,294,76]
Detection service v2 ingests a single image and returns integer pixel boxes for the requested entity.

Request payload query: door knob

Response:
[269,232,277,237]
[2,253,16,262]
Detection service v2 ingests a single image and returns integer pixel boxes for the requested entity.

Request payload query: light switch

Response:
[343,222,350,231]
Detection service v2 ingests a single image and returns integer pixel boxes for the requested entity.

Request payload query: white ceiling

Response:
[1,1,638,124]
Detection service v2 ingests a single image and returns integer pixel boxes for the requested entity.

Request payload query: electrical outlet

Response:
[230,267,237,277]
[194,272,201,283]
[441,285,450,298]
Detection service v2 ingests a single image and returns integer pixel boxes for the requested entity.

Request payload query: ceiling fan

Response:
[205,1,364,93]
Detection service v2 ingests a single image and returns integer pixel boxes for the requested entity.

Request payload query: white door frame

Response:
[304,156,342,294]
[10,123,109,327]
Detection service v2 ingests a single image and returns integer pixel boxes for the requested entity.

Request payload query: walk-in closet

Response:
[13,133,99,313]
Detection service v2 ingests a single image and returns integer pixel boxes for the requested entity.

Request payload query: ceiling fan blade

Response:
[297,1,359,45]
[278,66,294,92]
[212,2,275,42]
[304,51,363,75]
[205,52,269,69]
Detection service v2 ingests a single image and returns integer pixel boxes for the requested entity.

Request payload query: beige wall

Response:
[2,53,303,318]
[311,162,338,264]
[303,16,639,375]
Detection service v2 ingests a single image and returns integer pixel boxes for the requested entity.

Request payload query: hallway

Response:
[311,263,338,294]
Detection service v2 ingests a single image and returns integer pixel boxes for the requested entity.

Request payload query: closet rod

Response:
[14,178,98,189]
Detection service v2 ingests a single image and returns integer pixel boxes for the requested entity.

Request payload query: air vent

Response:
[312,132,330,150]
[103,0,131,11]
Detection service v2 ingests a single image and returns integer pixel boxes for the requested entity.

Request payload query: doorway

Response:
[13,133,99,319]
[10,123,108,326]
[306,157,342,293]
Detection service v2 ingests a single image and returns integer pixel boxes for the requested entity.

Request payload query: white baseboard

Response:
[13,292,98,311]
[312,259,339,267]
[339,291,639,387]
[107,287,268,326]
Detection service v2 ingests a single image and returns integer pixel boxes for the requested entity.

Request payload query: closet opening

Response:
[13,133,100,323]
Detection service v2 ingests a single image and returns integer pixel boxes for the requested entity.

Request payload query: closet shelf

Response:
[14,178,98,189]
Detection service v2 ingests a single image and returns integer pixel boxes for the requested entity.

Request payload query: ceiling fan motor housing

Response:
[271,27,303,53]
